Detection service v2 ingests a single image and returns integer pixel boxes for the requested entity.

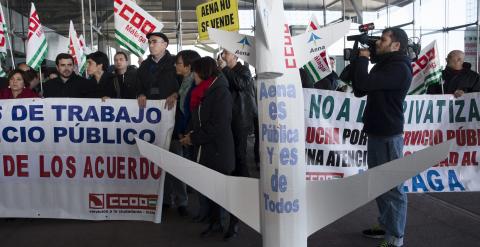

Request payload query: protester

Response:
[46,68,58,81]
[0,76,7,90]
[43,53,91,98]
[136,32,180,214]
[0,69,39,99]
[17,62,41,94]
[179,56,235,240]
[113,51,138,99]
[218,49,257,239]
[427,50,480,96]
[17,62,30,72]
[219,49,256,177]
[136,32,178,109]
[351,27,412,247]
[299,68,315,88]
[162,49,201,217]
[86,51,116,98]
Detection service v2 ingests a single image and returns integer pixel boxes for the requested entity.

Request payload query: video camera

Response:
[340,23,421,84]
[343,23,380,62]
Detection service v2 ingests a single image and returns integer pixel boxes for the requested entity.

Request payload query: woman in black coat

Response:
[180,56,235,237]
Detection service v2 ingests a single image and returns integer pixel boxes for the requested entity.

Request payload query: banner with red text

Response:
[0,98,174,222]
[304,89,480,192]
[114,0,164,57]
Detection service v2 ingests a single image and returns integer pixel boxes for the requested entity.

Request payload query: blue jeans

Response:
[367,134,407,247]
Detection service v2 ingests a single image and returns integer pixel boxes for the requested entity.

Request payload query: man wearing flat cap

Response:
[137,32,187,214]
[137,32,179,109]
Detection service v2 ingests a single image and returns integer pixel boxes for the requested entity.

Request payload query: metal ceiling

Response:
[4,0,413,49]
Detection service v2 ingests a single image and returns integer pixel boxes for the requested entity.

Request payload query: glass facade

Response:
[184,0,479,72]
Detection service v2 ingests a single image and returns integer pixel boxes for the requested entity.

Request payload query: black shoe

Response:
[362,226,385,239]
[192,214,208,223]
[223,225,238,241]
[200,223,222,238]
[177,206,188,217]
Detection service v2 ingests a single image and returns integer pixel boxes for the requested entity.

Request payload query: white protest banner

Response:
[26,3,48,71]
[0,98,174,222]
[304,89,480,192]
[408,40,442,94]
[114,0,164,57]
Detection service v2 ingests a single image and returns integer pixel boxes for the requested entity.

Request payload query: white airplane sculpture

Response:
[136,1,453,246]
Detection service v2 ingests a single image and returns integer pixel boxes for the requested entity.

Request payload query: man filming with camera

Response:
[351,27,412,247]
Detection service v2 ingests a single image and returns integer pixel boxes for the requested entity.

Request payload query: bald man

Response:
[427,50,480,97]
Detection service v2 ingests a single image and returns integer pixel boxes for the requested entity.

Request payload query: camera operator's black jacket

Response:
[352,51,412,136]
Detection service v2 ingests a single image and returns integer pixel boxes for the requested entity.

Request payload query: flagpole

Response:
[39,66,43,94]
[88,0,94,48]
[81,0,86,46]
[6,29,14,69]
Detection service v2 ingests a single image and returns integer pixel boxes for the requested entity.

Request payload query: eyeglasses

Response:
[148,39,166,45]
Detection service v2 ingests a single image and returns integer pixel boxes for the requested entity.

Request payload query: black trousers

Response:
[231,123,250,177]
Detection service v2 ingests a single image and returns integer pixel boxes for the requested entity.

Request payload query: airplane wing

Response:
[135,138,261,233]
[293,20,351,68]
[207,27,256,67]
[306,139,454,236]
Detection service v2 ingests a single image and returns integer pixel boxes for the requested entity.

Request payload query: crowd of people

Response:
[0,27,478,246]
[0,31,258,241]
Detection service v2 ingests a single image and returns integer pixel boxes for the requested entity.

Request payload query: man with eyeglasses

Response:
[136,32,179,109]
[137,32,184,216]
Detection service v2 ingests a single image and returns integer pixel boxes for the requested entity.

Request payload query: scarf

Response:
[190,76,215,111]
[178,73,194,114]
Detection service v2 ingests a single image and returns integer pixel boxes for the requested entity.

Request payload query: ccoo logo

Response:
[89,193,105,209]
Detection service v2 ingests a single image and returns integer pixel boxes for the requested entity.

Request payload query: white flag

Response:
[0,60,5,77]
[408,40,442,94]
[302,49,332,82]
[68,21,87,74]
[78,34,91,54]
[114,0,163,57]
[306,14,321,32]
[0,4,8,55]
[301,15,334,82]
[26,3,48,71]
